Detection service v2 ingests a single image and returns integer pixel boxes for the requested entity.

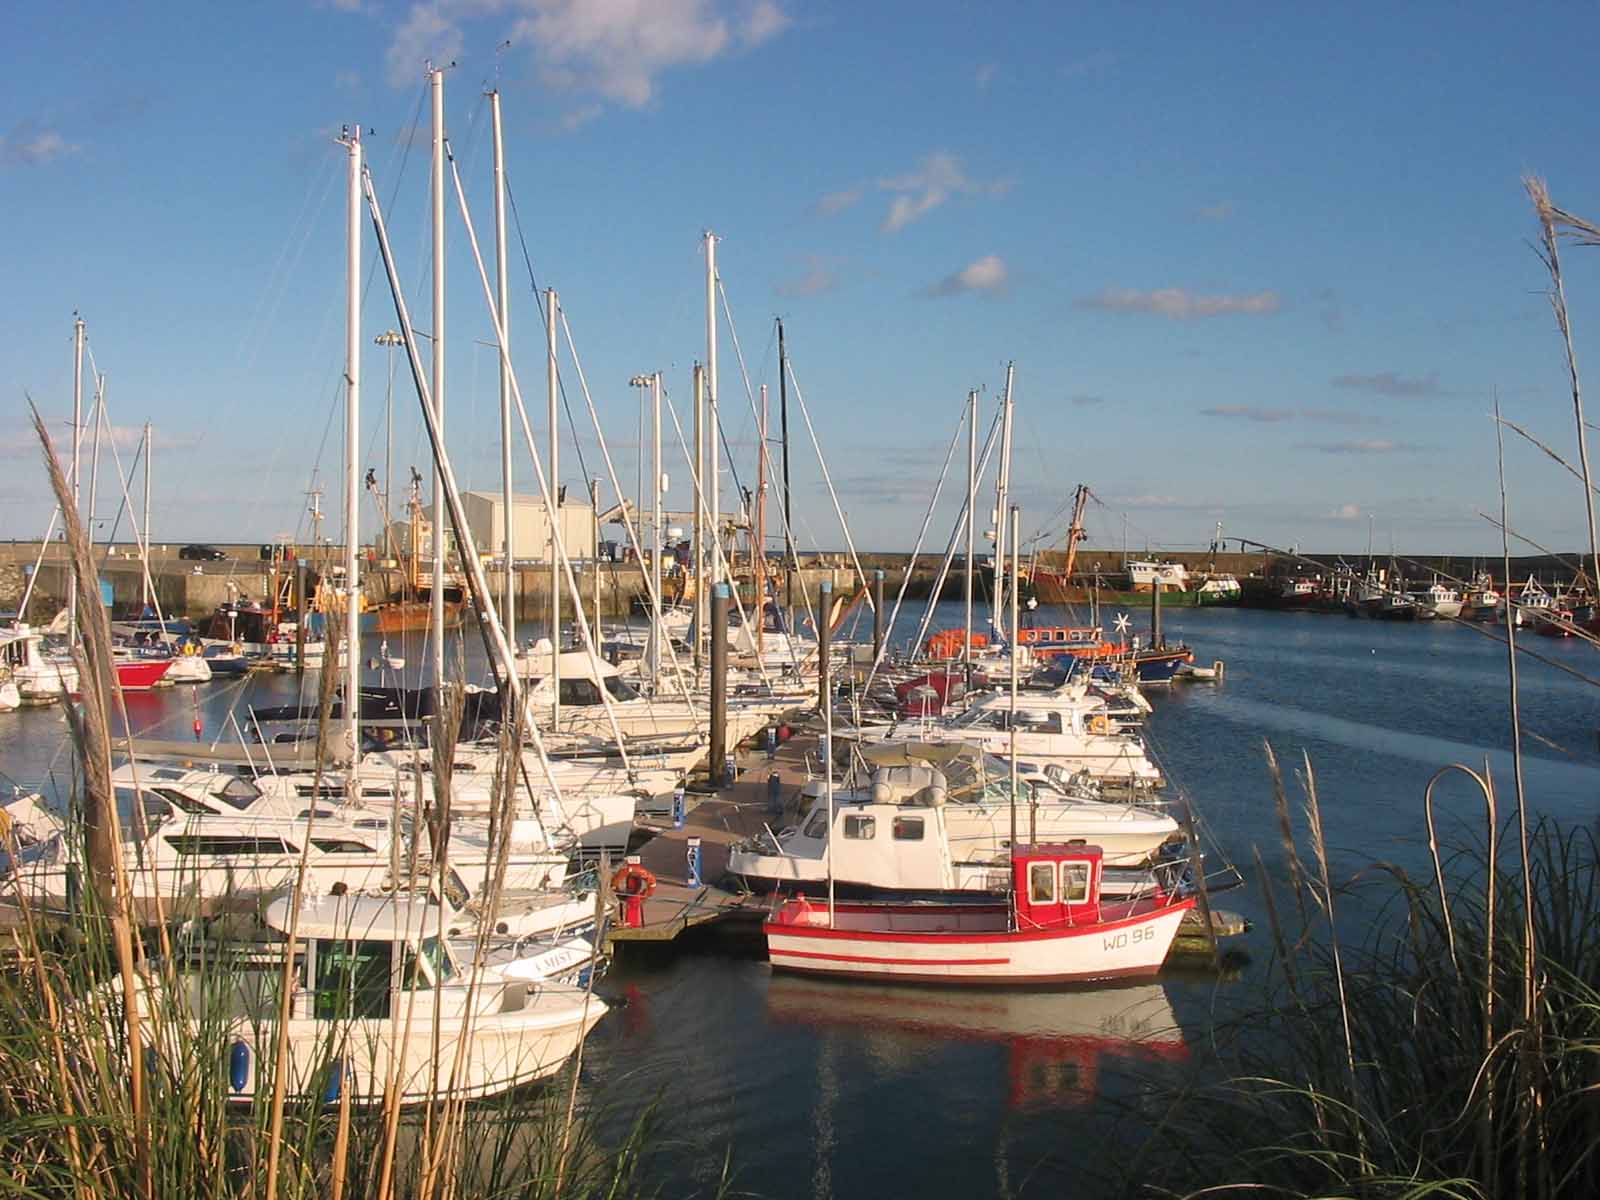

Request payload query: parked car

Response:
[178,544,226,561]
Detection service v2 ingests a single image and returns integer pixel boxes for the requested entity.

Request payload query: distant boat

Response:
[1410,580,1462,621]
[1462,572,1501,622]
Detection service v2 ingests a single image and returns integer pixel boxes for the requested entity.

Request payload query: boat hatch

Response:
[1012,844,1102,929]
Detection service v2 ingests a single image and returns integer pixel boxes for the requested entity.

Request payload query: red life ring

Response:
[611,862,658,898]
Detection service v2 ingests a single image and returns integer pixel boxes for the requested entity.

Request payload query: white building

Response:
[461,492,597,563]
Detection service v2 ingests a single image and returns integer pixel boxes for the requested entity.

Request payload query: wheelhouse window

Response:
[1063,862,1091,904]
[313,939,392,1020]
[843,815,876,840]
[892,816,925,841]
[604,676,641,702]
[1028,861,1056,904]
[559,678,603,706]
[399,936,456,991]
[802,809,829,839]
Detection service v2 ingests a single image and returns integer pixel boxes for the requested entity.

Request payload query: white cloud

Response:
[1303,439,1418,455]
[776,256,839,297]
[813,186,862,217]
[975,62,997,89]
[1079,287,1281,320]
[1,123,77,168]
[1197,201,1231,221]
[878,151,1011,234]
[0,423,194,461]
[386,1,790,102]
[1328,503,1362,520]
[927,255,1007,297]
[1331,371,1441,397]
[1202,405,1376,426]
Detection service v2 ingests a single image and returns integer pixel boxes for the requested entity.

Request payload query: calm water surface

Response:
[3,604,1598,1196]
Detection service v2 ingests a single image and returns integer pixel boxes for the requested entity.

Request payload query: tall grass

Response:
[0,407,704,1199]
[1128,752,1600,1200]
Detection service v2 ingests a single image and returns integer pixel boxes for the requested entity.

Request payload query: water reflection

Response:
[765,975,1185,1110]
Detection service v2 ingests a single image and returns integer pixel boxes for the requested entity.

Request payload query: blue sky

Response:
[5,2,1600,559]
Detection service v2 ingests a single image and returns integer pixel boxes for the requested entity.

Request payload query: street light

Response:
[374,331,404,548]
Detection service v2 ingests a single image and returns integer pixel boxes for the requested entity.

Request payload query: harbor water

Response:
[2,603,1597,1196]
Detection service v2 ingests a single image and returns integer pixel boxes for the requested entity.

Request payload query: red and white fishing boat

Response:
[764,843,1194,985]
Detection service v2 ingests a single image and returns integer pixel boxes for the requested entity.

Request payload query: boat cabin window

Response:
[152,787,218,817]
[559,678,604,706]
[399,936,456,990]
[1028,861,1057,904]
[313,939,392,1020]
[164,835,300,857]
[2,641,23,668]
[1014,711,1065,734]
[310,838,375,855]
[1063,862,1091,904]
[114,788,172,839]
[443,869,471,910]
[803,809,829,839]
[892,816,925,841]
[604,676,640,703]
[215,776,262,810]
[843,815,876,840]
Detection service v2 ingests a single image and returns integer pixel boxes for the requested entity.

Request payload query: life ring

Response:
[1088,714,1111,736]
[181,641,198,657]
[611,862,657,898]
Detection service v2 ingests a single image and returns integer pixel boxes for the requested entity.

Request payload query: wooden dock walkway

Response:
[604,733,819,950]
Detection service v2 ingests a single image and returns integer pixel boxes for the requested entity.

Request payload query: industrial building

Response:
[460,491,598,563]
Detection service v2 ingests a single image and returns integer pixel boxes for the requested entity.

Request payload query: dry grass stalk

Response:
[1526,176,1600,598]
[31,404,153,1200]
[263,612,342,1200]
[1263,741,1311,937]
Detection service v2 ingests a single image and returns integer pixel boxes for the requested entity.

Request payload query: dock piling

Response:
[819,579,832,718]
[872,568,885,661]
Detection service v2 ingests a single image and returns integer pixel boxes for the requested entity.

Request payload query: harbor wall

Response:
[0,540,1586,621]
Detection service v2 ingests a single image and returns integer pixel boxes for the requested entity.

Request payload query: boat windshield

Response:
[400,935,456,989]
[603,675,640,703]
[214,776,262,810]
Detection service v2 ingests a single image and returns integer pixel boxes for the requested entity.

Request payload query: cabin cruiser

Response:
[727,743,1181,899]
[1,765,569,920]
[852,689,1164,787]
[0,626,78,702]
[124,891,607,1104]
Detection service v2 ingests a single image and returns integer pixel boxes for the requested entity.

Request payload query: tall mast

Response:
[778,319,793,619]
[705,231,719,585]
[693,363,705,670]
[652,371,663,686]
[141,420,152,609]
[87,374,104,554]
[756,382,767,609]
[429,66,447,684]
[343,124,363,773]
[69,315,84,640]
[1009,504,1020,860]
[547,287,560,726]
[491,88,514,641]
[964,389,978,673]
[994,362,1014,638]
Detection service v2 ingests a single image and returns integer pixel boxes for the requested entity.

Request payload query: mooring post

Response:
[710,581,729,789]
[872,568,885,662]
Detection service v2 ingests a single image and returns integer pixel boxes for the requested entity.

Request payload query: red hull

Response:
[114,659,173,691]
